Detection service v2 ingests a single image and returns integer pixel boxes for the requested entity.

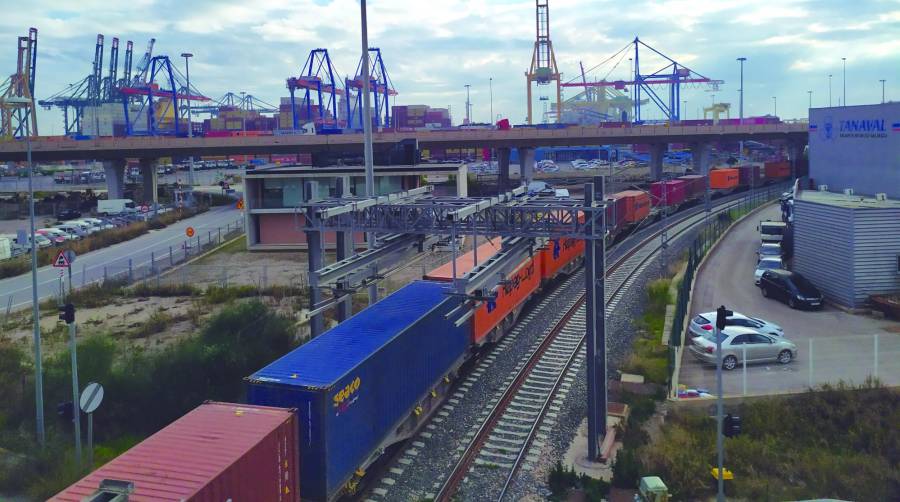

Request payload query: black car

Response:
[758,269,823,309]
[57,208,81,220]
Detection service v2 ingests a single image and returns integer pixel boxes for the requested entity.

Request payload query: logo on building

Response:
[822,115,834,141]
[834,117,887,139]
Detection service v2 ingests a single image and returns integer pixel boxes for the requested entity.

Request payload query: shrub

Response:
[131,282,201,298]
[205,284,259,304]
[132,308,174,338]
[0,257,30,279]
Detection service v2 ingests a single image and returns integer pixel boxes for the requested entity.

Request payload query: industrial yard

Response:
[0,0,898,501]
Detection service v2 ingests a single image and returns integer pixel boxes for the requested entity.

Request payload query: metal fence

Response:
[668,186,785,383]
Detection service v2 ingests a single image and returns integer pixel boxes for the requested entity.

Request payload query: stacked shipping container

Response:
[709,168,741,189]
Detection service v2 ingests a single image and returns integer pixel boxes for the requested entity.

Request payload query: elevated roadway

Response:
[0,123,808,162]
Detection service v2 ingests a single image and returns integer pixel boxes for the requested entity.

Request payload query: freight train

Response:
[649,162,795,213]
[53,169,792,501]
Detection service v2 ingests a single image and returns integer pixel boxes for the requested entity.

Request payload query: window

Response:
[731,334,749,345]
[749,334,771,344]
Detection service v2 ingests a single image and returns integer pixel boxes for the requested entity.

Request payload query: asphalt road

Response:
[0,205,243,311]
[679,205,900,396]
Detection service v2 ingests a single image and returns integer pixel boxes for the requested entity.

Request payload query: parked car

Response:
[758,269,823,309]
[689,311,784,339]
[53,223,86,240]
[82,217,113,231]
[689,326,798,370]
[67,220,97,235]
[36,228,68,245]
[756,243,783,262]
[56,208,82,220]
[15,233,52,250]
[754,257,784,285]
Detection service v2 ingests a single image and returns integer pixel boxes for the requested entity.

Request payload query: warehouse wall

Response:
[808,102,900,198]
[851,206,900,305]
[793,200,856,306]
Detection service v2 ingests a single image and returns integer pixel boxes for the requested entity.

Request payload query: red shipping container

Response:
[676,174,705,198]
[738,165,762,187]
[650,180,687,207]
[425,240,501,282]
[51,402,300,502]
[709,168,740,189]
[612,190,651,224]
[496,118,511,130]
[764,161,790,179]
[605,195,627,232]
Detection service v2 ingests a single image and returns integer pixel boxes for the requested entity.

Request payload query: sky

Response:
[2,0,899,135]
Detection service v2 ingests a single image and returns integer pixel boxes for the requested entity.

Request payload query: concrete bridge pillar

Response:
[691,142,712,175]
[519,147,535,185]
[498,147,511,193]
[649,143,667,180]
[103,159,126,199]
[787,142,802,181]
[138,158,158,207]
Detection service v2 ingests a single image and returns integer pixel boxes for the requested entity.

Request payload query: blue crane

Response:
[286,49,344,131]
[345,47,396,130]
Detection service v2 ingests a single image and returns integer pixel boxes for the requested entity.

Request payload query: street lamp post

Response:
[360,0,377,303]
[842,57,847,106]
[828,74,833,107]
[772,96,777,117]
[27,134,45,446]
[807,90,813,110]
[181,53,195,206]
[880,79,886,103]
[489,77,493,125]
[464,84,471,125]
[737,57,746,161]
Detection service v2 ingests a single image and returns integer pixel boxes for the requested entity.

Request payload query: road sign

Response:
[236,198,244,210]
[52,250,71,268]
[186,226,195,238]
[79,382,104,414]
[63,249,76,265]
[141,205,150,214]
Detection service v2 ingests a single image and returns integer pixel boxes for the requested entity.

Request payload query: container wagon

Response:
[52,402,300,502]
[426,246,542,345]
[424,240,501,283]
[764,161,791,181]
[247,281,470,502]
[611,190,651,224]
[650,180,688,209]
[709,168,740,191]
[737,165,763,188]
[605,195,627,238]
[676,174,706,200]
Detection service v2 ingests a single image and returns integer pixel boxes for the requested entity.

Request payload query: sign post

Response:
[79,382,104,471]
[59,302,80,471]
[186,226,195,238]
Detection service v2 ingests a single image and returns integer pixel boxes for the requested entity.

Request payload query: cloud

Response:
[1,0,898,134]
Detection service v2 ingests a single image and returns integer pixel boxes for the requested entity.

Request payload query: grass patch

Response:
[642,381,899,501]
[620,278,671,385]
[130,282,201,298]
[131,308,174,338]
[547,460,610,501]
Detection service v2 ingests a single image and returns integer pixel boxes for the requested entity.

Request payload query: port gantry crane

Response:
[39,35,157,135]
[286,48,345,132]
[118,55,210,136]
[345,48,397,130]
[561,37,724,123]
[0,27,38,139]
[525,0,561,124]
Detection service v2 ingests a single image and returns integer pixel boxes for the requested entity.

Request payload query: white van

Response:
[97,198,136,215]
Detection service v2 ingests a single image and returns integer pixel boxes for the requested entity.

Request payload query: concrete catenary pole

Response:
[27,134,45,445]
[360,0,377,303]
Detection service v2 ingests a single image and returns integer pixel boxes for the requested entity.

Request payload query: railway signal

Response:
[714,304,732,502]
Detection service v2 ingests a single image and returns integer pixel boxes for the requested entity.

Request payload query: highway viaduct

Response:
[0,123,808,201]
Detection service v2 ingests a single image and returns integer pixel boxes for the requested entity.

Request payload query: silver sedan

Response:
[689,326,798,371]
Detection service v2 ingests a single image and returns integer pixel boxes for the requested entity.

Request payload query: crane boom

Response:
[122,40,133,86]
[106,37,119,100]
[131,38,155,86]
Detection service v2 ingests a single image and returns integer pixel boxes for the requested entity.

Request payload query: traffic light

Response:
[59,303,75,324]
[716,305,733,330]
[724,413,742,437]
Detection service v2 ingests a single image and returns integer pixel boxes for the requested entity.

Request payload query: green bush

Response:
[0,256,30,279]
[132,308,174,338]
[0,301,299,498]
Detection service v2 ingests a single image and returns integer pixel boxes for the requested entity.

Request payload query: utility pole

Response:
[27,134,45,446]
[181,53,195,206]
[879,79,886,103]
[464,84,471,125]
[360,0,377,303]
[841,57,847,106]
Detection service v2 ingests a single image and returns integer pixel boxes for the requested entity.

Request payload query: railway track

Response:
[434,189,779,502]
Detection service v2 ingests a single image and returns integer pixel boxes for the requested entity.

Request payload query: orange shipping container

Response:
[424,240,501,281]
[764,161,791,179]
[540,238,585,280]
[709,168,740,189]
[612,190,651,224]
[472,257,541,344]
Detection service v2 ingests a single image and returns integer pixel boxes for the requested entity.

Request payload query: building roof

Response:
[796,189,900,210]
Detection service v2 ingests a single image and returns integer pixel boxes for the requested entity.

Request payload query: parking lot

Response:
[678,205,900,397]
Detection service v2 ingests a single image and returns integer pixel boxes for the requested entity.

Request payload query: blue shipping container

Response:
[247,280,470,502]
